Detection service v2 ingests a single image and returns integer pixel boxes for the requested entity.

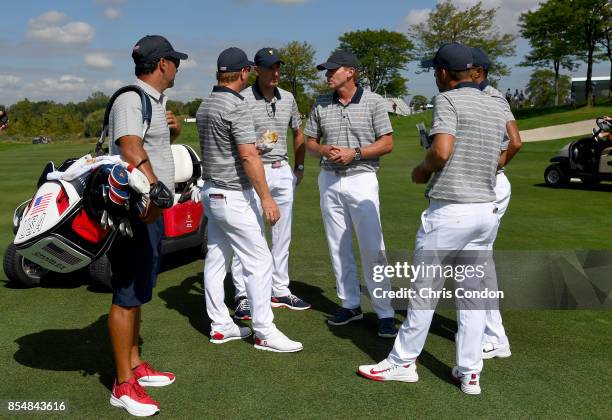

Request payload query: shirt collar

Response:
[478,80,489,90]
[333,85,364,106]
[252,80,281,102]
[452,81,481,90]
[136,79,164,103]
[213,85,244,100]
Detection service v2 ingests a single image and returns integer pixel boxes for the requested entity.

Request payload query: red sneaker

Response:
[110,377,160,417]
[133,362,175,387]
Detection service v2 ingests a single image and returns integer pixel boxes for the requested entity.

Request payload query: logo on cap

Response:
[269,50,274,55]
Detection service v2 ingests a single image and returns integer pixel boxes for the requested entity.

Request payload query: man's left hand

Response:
[328,146,356,165]
[167,111,181,141]
[294,169,304,186]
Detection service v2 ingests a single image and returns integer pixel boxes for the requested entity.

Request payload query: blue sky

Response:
[0,0,608,105]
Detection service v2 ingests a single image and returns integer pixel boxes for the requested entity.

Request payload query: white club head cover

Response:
[127,168,150,194]
[190,185,201,203]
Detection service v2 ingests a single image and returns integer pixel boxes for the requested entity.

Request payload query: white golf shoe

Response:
[451,367,481,395]
[210,324,252,344]
[482,342,512,359]
[254,331,303,353]
[358,359,419,382]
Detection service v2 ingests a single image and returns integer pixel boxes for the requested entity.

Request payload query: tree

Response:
[78,91,109,118]
[525,69,571,108]
[184,98,203,117]
[409,1,516,78]
[596,18,611,98]
[337,29,412,97]
[410,95,428,110]
[519,0,577,106]
[83,109,105,138]
[567,0,610,106]
[278,41,319,114]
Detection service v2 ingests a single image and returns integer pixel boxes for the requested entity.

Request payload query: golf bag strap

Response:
[95,85,153,155]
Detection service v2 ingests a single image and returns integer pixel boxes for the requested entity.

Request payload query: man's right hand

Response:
[140,200,163,224]
[261,196,280,225]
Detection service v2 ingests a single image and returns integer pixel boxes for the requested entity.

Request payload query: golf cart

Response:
[3,143,206,290]
[544,117,612,187]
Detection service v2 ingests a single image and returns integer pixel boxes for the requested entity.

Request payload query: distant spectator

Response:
[505,88,512,104]
[518,90,525,107]
[0,110,8,131]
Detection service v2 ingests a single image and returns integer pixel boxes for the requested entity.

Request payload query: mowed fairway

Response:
[1,114,611,419]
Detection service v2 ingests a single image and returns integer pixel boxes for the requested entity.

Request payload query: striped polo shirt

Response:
[196,85,256,191]
[241,82,301,163]
[304,86,393,174]
[109,79,175,189]
[426,82,507,203]
[482,82,514,150]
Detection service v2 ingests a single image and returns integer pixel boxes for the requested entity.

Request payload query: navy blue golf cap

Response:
[317,50,358,70]
[421,42,473,71]
[255,47,284,68]
[132,35,188,64]
[471,47,491,70]
[217,47,255,72]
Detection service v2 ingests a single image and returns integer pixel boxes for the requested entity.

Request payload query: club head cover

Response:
[149,181,173,209]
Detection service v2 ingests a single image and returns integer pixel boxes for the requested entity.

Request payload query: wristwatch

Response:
[295,164,305,171]
[354,147,362,161]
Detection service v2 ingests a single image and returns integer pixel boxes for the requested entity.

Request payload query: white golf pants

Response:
[484,171,511,345]
[202,182,278,339]
[387,200,498,375]
[232,163,295,298]
[318,170,394,319]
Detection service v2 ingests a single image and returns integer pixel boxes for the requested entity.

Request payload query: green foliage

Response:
[519,0,577,106]
[278,41,319,115]
[410,94,428,110]
[526,69,571,108]
[184,98,203,117]
[337,29,413,97]
[83,109,105,138]
[409,0,516,77]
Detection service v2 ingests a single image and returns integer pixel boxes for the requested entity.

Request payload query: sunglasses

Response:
[164,57,180,69]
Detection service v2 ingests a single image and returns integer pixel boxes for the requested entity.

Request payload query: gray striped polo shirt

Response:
[241,83,301,163]
[483,83,514,151]
[196,86,256,191]
[426,83,507,203]
[304,86,393,174]
[109,79,175,189]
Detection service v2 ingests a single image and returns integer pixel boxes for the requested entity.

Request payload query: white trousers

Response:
[202,182,277,339]
[318,170,394,319]
[387,200,498,374]
[484,172,511,345]
[231,163,295,298]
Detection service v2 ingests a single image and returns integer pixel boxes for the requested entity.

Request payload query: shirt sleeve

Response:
[501,133,510,151]
[226,100,256,145]
[304,102,321,139]
[429,94,457,137]
[289,96,302,131]
[372,96,393,138]
[109,91,145,145]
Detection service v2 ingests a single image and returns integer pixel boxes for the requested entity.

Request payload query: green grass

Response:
[1,122,611,419]
[514,101,612,130]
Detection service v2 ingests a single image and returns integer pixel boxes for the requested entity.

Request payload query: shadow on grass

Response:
[13,315,116,390]
[533,182,612,192]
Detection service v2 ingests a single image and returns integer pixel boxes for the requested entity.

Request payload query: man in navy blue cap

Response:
[197,47,303,353]
[358,42,509,395]
[470,47,522,362]
[230,47,310,318]
[107,34,187,416]
[305,50,398,338]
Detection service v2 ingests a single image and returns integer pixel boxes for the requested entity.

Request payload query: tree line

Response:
[0,0,609,140]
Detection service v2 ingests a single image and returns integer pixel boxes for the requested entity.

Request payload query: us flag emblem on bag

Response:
[29,192,53,215]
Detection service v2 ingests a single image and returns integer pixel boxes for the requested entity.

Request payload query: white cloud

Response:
[0,74,21,88]
[405,8,431,28]
[85,52,113,69]
[27,11,95,44]
[104,7,121,19]
[180,58,198,69]
[103,79,123,90]
[29,75,87,93]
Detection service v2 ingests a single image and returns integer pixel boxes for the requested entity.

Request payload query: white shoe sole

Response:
[110,395,159,417]
[210,330,252,344]
[137,375,175,387]
[271,302,311,310]
[254,343,304,353]
[377,332,398,338]
[460,384,482,395]
[327,313,363,326]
